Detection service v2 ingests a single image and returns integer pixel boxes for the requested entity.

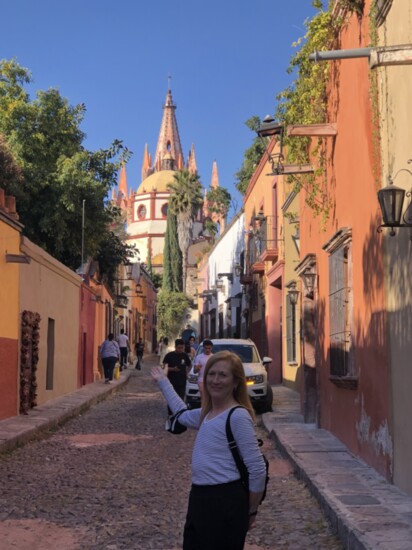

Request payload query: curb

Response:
[0,371,131,455]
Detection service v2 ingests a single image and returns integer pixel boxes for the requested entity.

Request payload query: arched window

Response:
[137,205,147,219]
[161,203,168,218]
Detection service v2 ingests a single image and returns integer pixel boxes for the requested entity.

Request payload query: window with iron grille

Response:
[286,295,297,363]
[329,243,352,376]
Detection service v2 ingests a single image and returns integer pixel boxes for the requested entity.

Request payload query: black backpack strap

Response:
[226,406,249,485]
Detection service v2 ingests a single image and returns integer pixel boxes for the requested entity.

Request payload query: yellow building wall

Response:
[20,237,81,406]
[282,189,301,391]
[378,0,412,495]
[0,222,20,338]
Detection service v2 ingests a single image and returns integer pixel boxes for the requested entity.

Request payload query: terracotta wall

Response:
[299,4,390,478]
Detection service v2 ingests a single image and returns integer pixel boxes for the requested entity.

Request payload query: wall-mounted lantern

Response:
[256,115,285,175]
[286,280,300,306]
[234,263,243,277]
[377,167,412,239]
[302,270,317,298]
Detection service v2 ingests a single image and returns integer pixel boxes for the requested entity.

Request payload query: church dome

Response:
[136,169,176,194]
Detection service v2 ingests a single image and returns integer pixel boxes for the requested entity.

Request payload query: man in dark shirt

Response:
[163,338,191,413]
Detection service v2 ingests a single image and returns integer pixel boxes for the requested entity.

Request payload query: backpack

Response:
[165,408,187,435]
[225,406,270,504]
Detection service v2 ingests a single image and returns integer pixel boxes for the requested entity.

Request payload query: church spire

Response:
[118,163,128,199]
[211,159,219,189]
[187,143,197,175]
[154,89,184,172]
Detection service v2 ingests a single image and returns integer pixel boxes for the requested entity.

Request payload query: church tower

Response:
[119,89,206,271]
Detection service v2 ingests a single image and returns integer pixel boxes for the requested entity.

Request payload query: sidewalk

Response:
[262,385,412,550]
[0,364,134,455]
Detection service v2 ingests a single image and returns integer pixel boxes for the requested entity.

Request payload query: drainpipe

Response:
[309,44,412,68]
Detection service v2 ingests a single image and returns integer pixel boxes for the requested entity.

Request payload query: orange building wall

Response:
[299,5,390,478]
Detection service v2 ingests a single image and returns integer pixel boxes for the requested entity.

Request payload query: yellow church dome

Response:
[136,170,176,194]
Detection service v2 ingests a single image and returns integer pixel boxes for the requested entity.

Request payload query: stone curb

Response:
[0,370,131,455]
[262,399,412,550]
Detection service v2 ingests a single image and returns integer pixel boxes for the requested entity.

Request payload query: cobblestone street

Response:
[0,356,342,550]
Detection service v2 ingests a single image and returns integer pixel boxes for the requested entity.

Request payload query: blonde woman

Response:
[151,351,266,550]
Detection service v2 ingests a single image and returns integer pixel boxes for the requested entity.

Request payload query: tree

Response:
[235,117,266,195]
[0,58,132,274]
[162,208,183,292]
[157,290,190,340]
[206,186,231,220]
[167,169,203,289]
[0,134,23,188]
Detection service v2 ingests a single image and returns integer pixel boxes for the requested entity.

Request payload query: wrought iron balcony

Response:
[248,214,278,266]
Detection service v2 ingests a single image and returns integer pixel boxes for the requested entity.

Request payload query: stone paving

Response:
[262,388,412,550]
[0,355,342,550]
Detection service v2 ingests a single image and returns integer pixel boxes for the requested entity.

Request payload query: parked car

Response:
[185,338,273,413]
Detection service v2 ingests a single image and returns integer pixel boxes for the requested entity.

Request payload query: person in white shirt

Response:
[151,351,266,549]
[118,329,130,371]
[193,339,213,397]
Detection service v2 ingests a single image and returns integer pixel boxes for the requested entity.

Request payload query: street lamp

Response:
[286,280,300,306]
[256,115,285,175]
[377,168,412,239]
[302,270,317,298]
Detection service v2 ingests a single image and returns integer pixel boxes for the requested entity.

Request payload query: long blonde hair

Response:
[200,351,255,423]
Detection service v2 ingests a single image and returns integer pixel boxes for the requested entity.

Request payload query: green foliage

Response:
[206,186,231,217]
[157,290,190,340]
[274,2,340,220]
[0,134,23,188]
[96,229,136,290]
[150,272,163,289]
[163,208,183,292]
[0,58,132,274]
[235,117,266,195]
[167,169,203,286]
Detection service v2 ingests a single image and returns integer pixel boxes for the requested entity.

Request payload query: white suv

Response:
[185,338,273,413]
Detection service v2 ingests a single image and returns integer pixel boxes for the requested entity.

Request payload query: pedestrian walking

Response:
[135,338,145,370]
[151,350,267,550]
[99,333,120,384]
[118,329,130,371]
[162,338,191,414]
[193,339,213,398]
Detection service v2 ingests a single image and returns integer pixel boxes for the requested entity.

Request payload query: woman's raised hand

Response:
[151,365,167,381]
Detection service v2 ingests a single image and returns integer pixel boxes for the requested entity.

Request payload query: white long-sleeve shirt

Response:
[158,378,267,492]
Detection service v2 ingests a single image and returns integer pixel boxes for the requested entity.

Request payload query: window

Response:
[375,0,393,26]
[286,295,297,364]
[138,205,147,219]
[324,227,356,385]
[161,203,168,218]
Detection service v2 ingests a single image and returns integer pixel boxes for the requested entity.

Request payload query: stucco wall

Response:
[20,237,81,406]
[378,0,412,494]
[0,215,22,419]
[299,3,391,479]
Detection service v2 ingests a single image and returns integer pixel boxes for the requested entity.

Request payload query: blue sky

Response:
[2,0,317,216]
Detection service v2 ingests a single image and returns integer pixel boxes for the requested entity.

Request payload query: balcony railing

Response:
[248,215,279,266]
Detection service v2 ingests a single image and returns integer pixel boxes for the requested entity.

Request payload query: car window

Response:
[196,344,259,363]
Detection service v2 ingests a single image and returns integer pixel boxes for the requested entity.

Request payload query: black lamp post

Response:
[377,172,412,238]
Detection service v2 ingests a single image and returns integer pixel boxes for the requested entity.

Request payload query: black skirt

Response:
[183,479,249,550]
